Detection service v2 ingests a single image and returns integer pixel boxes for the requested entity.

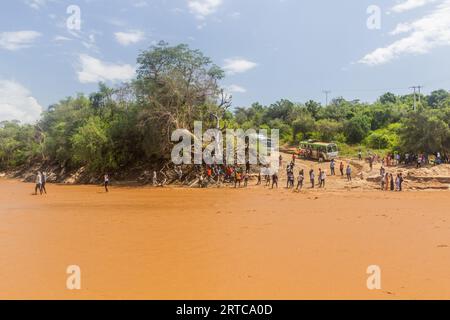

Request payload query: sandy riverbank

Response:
[0,178,449,299]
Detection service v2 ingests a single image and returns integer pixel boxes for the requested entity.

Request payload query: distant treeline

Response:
[0,41,449,173]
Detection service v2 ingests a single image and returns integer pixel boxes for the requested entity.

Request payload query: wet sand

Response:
[0,178,449,300]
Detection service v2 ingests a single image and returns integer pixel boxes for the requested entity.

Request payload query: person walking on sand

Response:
[346,165,352,182]
[296,169,304,191]
[381,173,386,190]
[34,171,43,195]
[256,171,262,186]
[104,174,110,192]
[41,172,48,194]
[390,173,395,191]
[309,169,315,188]
[330,159,336,176]
[340,161,344,176]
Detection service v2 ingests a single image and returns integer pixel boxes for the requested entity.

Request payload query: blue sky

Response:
[1,0,450,123]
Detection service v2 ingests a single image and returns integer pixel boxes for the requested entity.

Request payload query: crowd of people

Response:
[359,150,449,169]
[32,149,447,194]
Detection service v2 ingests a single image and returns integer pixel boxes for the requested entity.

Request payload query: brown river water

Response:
[0,178,449,299]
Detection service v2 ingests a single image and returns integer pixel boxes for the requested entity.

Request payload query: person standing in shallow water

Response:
[104,174,110,192]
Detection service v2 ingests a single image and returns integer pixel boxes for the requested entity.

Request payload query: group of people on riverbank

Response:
[379,166,404,191]
[359,150,449,169]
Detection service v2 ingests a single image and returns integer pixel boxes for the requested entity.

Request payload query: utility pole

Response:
[417,85,423,105]
[410,86,424,110]
[323,90,331,107]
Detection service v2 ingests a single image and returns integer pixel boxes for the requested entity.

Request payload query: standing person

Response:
[398,173,404,191]
[41,172,48,194]
[330,159,336,176]
[152,171,158,186]
[358,149,362,161]
[381,173,386,190]
[175,166,183,182]
[104,174,110,193]
[235,170,242,188]
[340,162,344,176]
[271,172,279,189]
[257,171,262,186]
[34,171,43,195]
[292,153,296,163]
[243,171,249,187]
[279,155,283,168]
[390,173,395,191]
[369,157,374,171]
[288,171,295,189]
[296,170,305,191]
[265,172,271,187]
[320,169,327,188]
[318,168,323,188]
[309,169,315,188]
[346,165,352,182]
[380,166,386,178]
[385,173,390,191]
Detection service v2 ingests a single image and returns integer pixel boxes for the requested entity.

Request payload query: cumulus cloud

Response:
[223,58,258,75]
[187,0,223,19]
[77,54,135,84]
[0,31,41,51]
[114,30,145,46]
[359,0,450,66]
[0,80,43,124]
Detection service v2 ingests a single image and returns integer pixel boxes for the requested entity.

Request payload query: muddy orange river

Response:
[0,178,449,300]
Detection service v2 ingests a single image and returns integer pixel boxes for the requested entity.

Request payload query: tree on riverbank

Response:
[0,42,449,174]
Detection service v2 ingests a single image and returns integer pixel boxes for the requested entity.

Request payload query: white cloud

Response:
[226,84,247,93]
[0,80,43,124]
[132,0,148,7]
[359,0,450,66]
[223,58,258,75]
[24,0,52,9]
[114,30,145,46]
[391,0,436,13]
[77,54,135,84]
[0,31,41,51]
[187,0,223,19]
